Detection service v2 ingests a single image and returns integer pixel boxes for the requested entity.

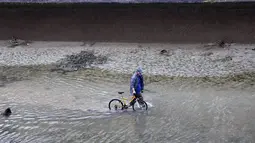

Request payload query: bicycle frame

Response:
[120,96,136,105]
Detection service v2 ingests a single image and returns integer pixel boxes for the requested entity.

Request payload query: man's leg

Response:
[136,93,144,104]
[124,94,136,109]
[129,95,137,106]
[135,93,146,108]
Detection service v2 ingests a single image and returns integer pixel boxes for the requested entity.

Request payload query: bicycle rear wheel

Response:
[132,99,148,111]
[108,99,124,111]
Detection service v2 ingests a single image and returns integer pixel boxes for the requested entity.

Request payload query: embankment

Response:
[0,3,255,43]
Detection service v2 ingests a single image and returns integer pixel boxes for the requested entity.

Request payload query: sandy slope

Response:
[0,41,254,77]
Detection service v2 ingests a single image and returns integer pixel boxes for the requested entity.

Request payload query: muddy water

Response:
[0,72,255,143]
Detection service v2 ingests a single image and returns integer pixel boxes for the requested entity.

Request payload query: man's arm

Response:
[130,75,136,94]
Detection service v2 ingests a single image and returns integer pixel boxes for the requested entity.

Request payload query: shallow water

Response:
[0,72,255,143]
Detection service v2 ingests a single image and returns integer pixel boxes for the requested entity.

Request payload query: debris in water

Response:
[160,49,168,54]
[160,49,173,56]
[1,108,12,117]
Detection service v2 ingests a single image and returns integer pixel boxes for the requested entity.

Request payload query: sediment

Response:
[0,41,254,89]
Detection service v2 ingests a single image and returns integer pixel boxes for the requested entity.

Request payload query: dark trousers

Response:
[130,93,143,106]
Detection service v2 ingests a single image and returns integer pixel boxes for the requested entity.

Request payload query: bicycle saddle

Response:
[118,92,124,94]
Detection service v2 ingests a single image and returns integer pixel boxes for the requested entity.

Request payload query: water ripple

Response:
[0,74,254,142]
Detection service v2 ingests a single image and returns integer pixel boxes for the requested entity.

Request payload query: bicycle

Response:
[108,92,148,111]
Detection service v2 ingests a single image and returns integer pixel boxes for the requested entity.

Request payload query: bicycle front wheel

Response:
[108,99,124,111]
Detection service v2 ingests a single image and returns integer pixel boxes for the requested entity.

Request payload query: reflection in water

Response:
[0,73,255,142]
[133,113,147,141]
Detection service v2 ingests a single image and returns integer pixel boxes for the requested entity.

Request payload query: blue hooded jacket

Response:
[130,68,144,95]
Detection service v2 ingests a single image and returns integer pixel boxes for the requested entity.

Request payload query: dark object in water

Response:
[252,48,255,51]
[160,49,167,54]
[2,108,12,117]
